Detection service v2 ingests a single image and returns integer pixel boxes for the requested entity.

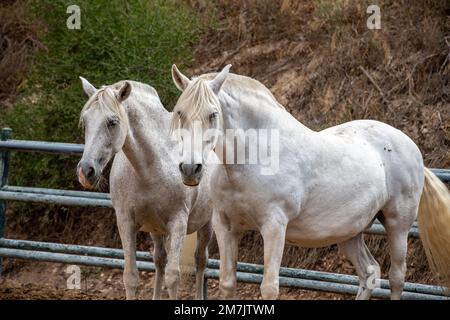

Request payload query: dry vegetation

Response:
[0,1,44,108]
[191,0,449,167]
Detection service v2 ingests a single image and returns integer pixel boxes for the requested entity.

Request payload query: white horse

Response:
[169,64,450,300]
[76,78,214,299]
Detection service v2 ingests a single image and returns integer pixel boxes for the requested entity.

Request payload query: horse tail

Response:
[180,231,197,277]
[418,167,450,287]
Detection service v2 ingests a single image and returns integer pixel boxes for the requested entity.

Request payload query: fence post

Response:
[0,128,12,277]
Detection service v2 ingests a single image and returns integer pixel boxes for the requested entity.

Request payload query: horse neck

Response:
[216,89,315,177]
[121,93,171,175]
[218,89,314,138]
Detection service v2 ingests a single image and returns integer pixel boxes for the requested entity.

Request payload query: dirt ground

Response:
[0,260,347,300]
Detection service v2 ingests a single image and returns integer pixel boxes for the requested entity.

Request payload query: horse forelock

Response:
[170,78,222,133]
[79,85,128,128]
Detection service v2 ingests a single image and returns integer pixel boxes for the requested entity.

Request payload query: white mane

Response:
[79,80,158,128]
[170,78,222,132]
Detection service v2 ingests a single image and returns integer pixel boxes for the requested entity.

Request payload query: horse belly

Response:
[285,179,387,247]
[285,213,370,248]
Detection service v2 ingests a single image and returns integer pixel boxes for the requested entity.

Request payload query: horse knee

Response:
[260,282,279,300]
[195,250,207,271]
[219,277,236,298]
[165,267,180,289]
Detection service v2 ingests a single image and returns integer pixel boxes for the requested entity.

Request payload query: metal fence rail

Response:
[0,238,446,299]
[0,127,449,300]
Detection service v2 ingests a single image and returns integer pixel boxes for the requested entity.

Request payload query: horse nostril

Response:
[194,164,202,174]
[179,163,202,176]
[86,166,95,178]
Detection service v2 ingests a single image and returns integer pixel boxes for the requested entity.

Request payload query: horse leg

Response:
[260,218,287,300]
[194,222,213,300]
[117,211,139,300]
[379,206,416,300]
[384,226,409,300]
[164,217,188,299]
[338,233,379,300]
[213,214,240,299]
[151,233,167,300]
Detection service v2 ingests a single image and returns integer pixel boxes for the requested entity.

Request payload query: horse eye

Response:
[107,118,119,127]
[210,112,218,122]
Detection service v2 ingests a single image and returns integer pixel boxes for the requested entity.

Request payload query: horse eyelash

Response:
[210,112,218,122]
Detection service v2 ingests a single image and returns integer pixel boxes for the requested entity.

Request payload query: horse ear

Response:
[79,76,97,98]
[208,64,231,95]
[171,64,191,91]
[117,81,132,102]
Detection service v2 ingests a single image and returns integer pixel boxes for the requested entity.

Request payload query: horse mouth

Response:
[183,180,200,187]
[182,176,201,187]
[78,170,95,190]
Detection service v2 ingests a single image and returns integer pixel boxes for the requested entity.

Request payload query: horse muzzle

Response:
[77,161,97,190]
[179,163,203,187]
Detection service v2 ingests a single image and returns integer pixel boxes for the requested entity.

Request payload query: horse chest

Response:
[212,187,275,231]
[132,192,186,234]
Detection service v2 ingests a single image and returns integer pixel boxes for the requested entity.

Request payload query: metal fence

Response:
[0,127,449,300]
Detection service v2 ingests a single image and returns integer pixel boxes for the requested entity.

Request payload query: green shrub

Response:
[0,0,204,219]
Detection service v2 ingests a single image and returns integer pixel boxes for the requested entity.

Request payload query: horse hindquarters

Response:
[380,195,418,299]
